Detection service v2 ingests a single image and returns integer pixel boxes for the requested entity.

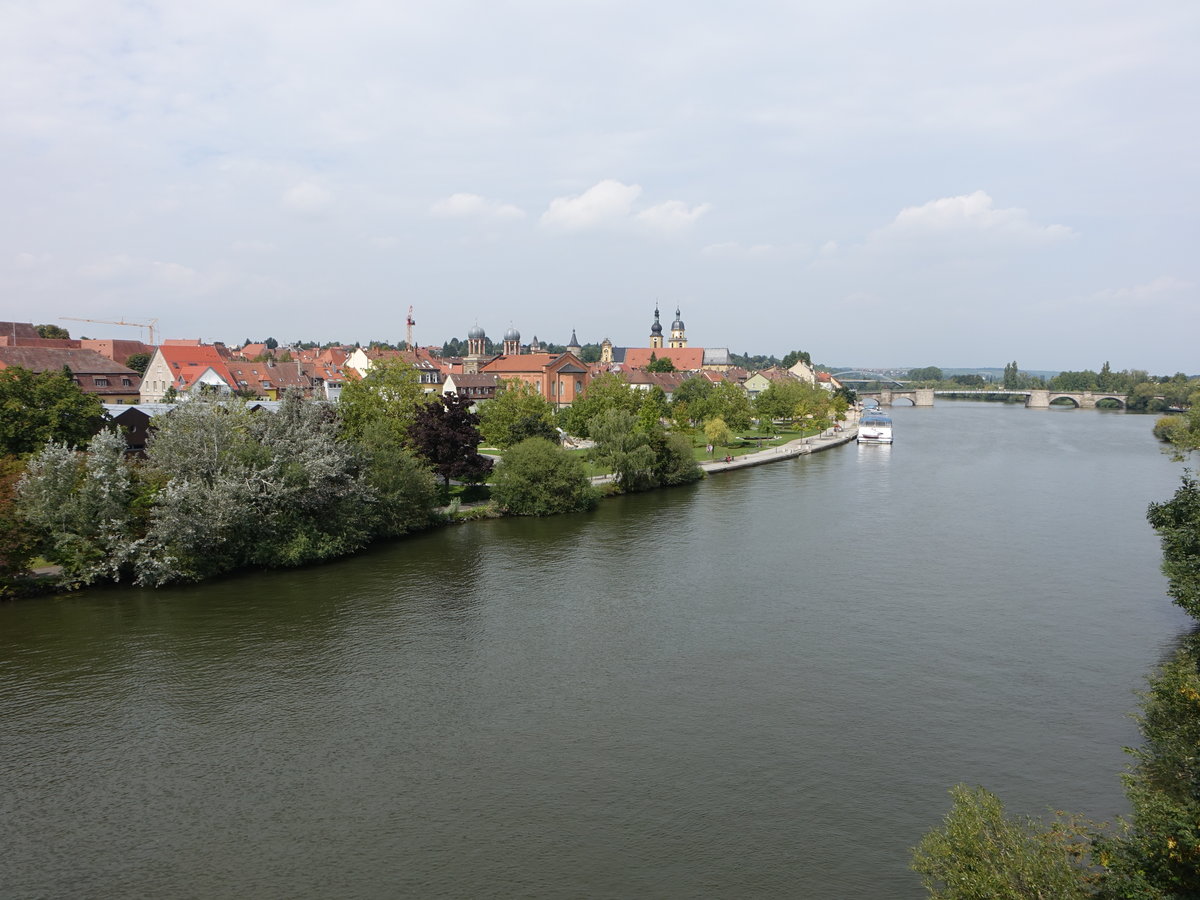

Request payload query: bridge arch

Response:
[1047,394,1081,408]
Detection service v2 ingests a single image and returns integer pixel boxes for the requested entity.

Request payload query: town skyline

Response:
[4,2,1197,372]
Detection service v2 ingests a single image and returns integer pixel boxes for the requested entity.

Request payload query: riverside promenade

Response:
[697,422,859,476]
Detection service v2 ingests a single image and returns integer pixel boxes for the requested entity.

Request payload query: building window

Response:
[95,377,109,386]
[121,377,132,386]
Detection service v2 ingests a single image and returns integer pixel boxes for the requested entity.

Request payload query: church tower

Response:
[503,325,520,356]
[465,324,487,374]
[600,337,613,364]
[649,305,664,349]
[668,307,687,349]
[567,329,582,356]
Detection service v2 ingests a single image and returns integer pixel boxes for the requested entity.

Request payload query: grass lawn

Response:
[689,427,821,462]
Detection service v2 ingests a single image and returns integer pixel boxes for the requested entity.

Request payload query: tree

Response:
[338,358,424,446]
[637,386,671,432]
[36,324,70,339]
[491,437,599,515]
[1094,636,1200,899]
[908,366,944,383]
[672,376,714,420]
[0,366,104,456]
[648,429,702,486]
[589,408,657,492]
[707,381,753,431]
[781,349,811,369]
[264,337,279,350]
[408,393,493,487]
[561,373,641,438]
[912,785,1095,899]
[646,354,676,373]
[477,378,558,448]
[355,419,440,538]
[1147,473,1200,619]
[0,455,36,581]
[704,416,732,452]
[125,352,152,376]
[16,429,140,586]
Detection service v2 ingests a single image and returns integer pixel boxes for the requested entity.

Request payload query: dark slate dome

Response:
[468,324,486,340]
[651,305,663,334]
[504,326,520,342]
[671,307,685,330]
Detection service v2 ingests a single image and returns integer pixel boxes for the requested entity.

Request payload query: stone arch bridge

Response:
[855,389,1128,409]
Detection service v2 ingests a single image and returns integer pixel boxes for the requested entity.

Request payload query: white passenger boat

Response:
[857,411,893,444]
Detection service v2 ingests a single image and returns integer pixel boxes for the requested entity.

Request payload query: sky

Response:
[2,0,1197,373]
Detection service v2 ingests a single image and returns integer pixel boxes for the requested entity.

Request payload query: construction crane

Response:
[60,316,159,346]
[406,305,416,350]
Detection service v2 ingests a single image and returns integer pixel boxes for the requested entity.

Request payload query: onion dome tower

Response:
[466,323,487,373]
[650,305,664,349]
[668,307,687,349]
[503,325,521,356]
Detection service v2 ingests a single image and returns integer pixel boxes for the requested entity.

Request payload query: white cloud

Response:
[1088,276,1192,309]
[636,199,712,235]
[541,180,643,231]
[431,192,525,221]
[819,240,839,256]
[876,191,1074,244]
[282,182,334,217]
[541,180,710,236]
[702,241,804,259]
[13,252,52,268]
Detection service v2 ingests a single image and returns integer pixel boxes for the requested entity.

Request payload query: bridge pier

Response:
[914,389,934,407]
[1027,390,1049,408]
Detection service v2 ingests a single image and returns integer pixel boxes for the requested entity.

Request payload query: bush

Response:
[491,438,599,516]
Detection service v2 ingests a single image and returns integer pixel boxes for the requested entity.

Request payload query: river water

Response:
[1,402,1192,898]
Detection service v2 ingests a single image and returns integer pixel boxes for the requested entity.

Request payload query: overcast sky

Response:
[3,0,1197,372]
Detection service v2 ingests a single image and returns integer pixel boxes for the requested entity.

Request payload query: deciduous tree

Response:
[491,437,598,515]
[477,378,558,448]
[409,393,493,486]
[0,366,104,456]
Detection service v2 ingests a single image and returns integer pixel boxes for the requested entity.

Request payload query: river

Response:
[1,402,1192,898]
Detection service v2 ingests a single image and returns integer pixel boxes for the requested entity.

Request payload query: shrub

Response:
[491,438,598,516]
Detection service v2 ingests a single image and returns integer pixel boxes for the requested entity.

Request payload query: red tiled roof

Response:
[0,347,141,397]
[620,347,705,370]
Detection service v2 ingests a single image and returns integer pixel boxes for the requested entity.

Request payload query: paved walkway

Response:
[696,424,858,475]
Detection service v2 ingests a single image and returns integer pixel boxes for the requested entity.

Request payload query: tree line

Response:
[904,362,1199,413]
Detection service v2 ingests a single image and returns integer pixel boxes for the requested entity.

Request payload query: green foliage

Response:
[912,785,1096,899]
[17,430,139,586]
[646,353,676,372]
[755,379,834,430]
[589,408,657,492]
[338,357,424,446]
[0,455,36,578]
[408,393,492,486]
[491,437,598,516]
[356,419,440,538]
[908,366,944,383]
[637,385,671,432]
[477,378,558,448]
[0,366,104,456]
[562,373,641,438]
[708,381,753,431]
[704,416,732,449]
[36,324,70,339]
[781,349,812,370]
[1153,416,1185,443]
[124,352,152,376]
[1095,637,1200,898]
[649,429,702,486]
[1147,474,1200,619]
[136,394,374,583]
[672,375,714,419]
